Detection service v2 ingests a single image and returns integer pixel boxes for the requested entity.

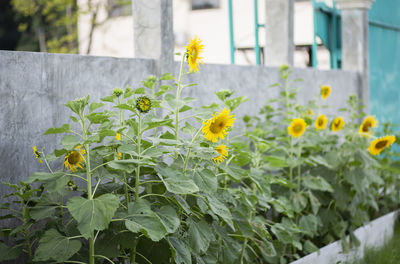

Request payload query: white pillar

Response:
[336,0,375,113]
[264,0,295,66]
[132,0,174,75]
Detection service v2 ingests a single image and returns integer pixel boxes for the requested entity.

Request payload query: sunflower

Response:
[186,36,204,72]
[288,118,307,138]
[116,133,121,141]
[315,115,328,130]
[64,146,86,172]
[320,85,331,100]
[117,152,122,160]
[359,116,378,137]
[136,96,152,113]
[202,108,235,143]
[212,144,228,165]
[32,146,43,164]
[368,135,396,156]
[331,116,345,132]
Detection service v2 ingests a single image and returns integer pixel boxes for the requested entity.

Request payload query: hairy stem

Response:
[174,54,186,141]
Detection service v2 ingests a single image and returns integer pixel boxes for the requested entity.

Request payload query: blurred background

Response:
[0,0,335,69]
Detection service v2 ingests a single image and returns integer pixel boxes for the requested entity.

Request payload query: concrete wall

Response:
[0,50,360,197]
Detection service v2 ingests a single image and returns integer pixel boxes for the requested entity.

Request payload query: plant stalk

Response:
[174,54,186,141]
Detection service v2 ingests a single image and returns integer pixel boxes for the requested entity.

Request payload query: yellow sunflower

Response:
[116,133,121,141]
[136,96,152,113]
[359,116,378,137]
[202,108,235,143]
[64,146,86,172]
[186,36,204,72]
[368,135,396,156]
[212,144,228,165]
[32,146,43,164]
[320,85,331,100]
[315,115,328,130]
[117,152,122,160]
[288,118,307,138]
[331,116,345,132]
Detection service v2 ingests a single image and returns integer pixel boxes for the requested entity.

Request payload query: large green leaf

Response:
[61,135,80,150]
[168,237,192,264]
[44,124,71,135]
[302,176,334,192]
[67,194,119,238]
[0,242,21,261]
[192,169,217,195]
[156,165,199,194]
[125,199,168,241]
[206,196,234,230]
[188,218,214,254]
[26,171,69,193]
[299,214,319,236]
[33,229,81,262]
[157,205,180,233]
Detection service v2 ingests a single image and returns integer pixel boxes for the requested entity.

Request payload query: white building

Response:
[78,0,331,69]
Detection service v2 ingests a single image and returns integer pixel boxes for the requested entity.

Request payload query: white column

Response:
[336,0,375,113]
[132,0,174,75]
[264,0,295,66]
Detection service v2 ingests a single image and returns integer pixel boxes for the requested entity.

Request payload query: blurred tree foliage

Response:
[1,0,131,54]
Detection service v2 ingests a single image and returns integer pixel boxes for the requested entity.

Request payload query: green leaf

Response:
[142,119,173,132]
[26,171,69,193]
[168,237,192,264]
[299,214,319,236]
[33,229,81,262]
[225,96,248,111]
[134,87,145,94]
[179,105,192,113]
[192,169,217,195]
[101,95,115,102]
[118,144,139,156]
[67,194,119,239]
[188,218,214,254]
[302,176,334,192]
[215,89,235,101]
[86,112,110,124]
[125,200,168,241]
[155,85,174,97]
[304,240,319,254]
[308,155,334,170]
[156,205,180,233]
[206,195,234,230]
[114,103,137,112]
[44,124,71,135]
[61,135,80,150]
[160,73,174,80]
[271,224,293,244]
[108,159,154,173]
[0,242,21,261]
[155,165,199,195]
[89,102,105,112]
[308,191,320,214]
[265,155,287,168]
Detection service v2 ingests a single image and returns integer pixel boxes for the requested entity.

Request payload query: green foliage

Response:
[0,62,399,264]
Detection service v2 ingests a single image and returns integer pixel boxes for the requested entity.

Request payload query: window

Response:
[108,0,132,17]
[192,0,220,10]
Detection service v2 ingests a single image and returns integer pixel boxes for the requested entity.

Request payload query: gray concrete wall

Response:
[0,51,361,198]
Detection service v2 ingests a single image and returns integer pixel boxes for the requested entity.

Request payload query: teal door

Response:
[369,0,400,130]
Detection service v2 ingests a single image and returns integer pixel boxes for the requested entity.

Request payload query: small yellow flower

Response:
[202,108,235,143]
[136,96,152,113]
[368,135,396,156]
[331,116,345,132]
[64,146,86,172]
[320,85,331,100]
[315,115,328,130]
[117,152,122,160]
[186,36,204,72]
[213,144,228,165]
[116,133,121,141]
[359,116,378,137]
[288,118,307,138]
[32,146,43,164]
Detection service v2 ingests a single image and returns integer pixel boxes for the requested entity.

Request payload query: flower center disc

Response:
[318,119,324,126]
[362,121,371,132]
[375,140,388,149]
[68,151,81,165]
[293,124,302,132]
[210,120,224,133]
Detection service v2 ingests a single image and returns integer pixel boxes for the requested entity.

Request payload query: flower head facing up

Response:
[186,36,204,72]
[359,116,378,137]
[320,85,331,100]
[136,96,152,113]
[32,146,43,164]
[202,108,235,143]
[315,114,328,130]
[288,118,307,138]
[331,116,345,132]
[368,135,396,155]
[116,133,121,141]
[213,144,228,165]
[64,146,86,172]
[113,88,123,97]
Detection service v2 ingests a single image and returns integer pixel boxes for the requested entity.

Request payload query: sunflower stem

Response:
[174,54,186,142]
[183,127,202,173]
[296,143,302,192]
[289,137,294,192]
[135,113,142,201]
